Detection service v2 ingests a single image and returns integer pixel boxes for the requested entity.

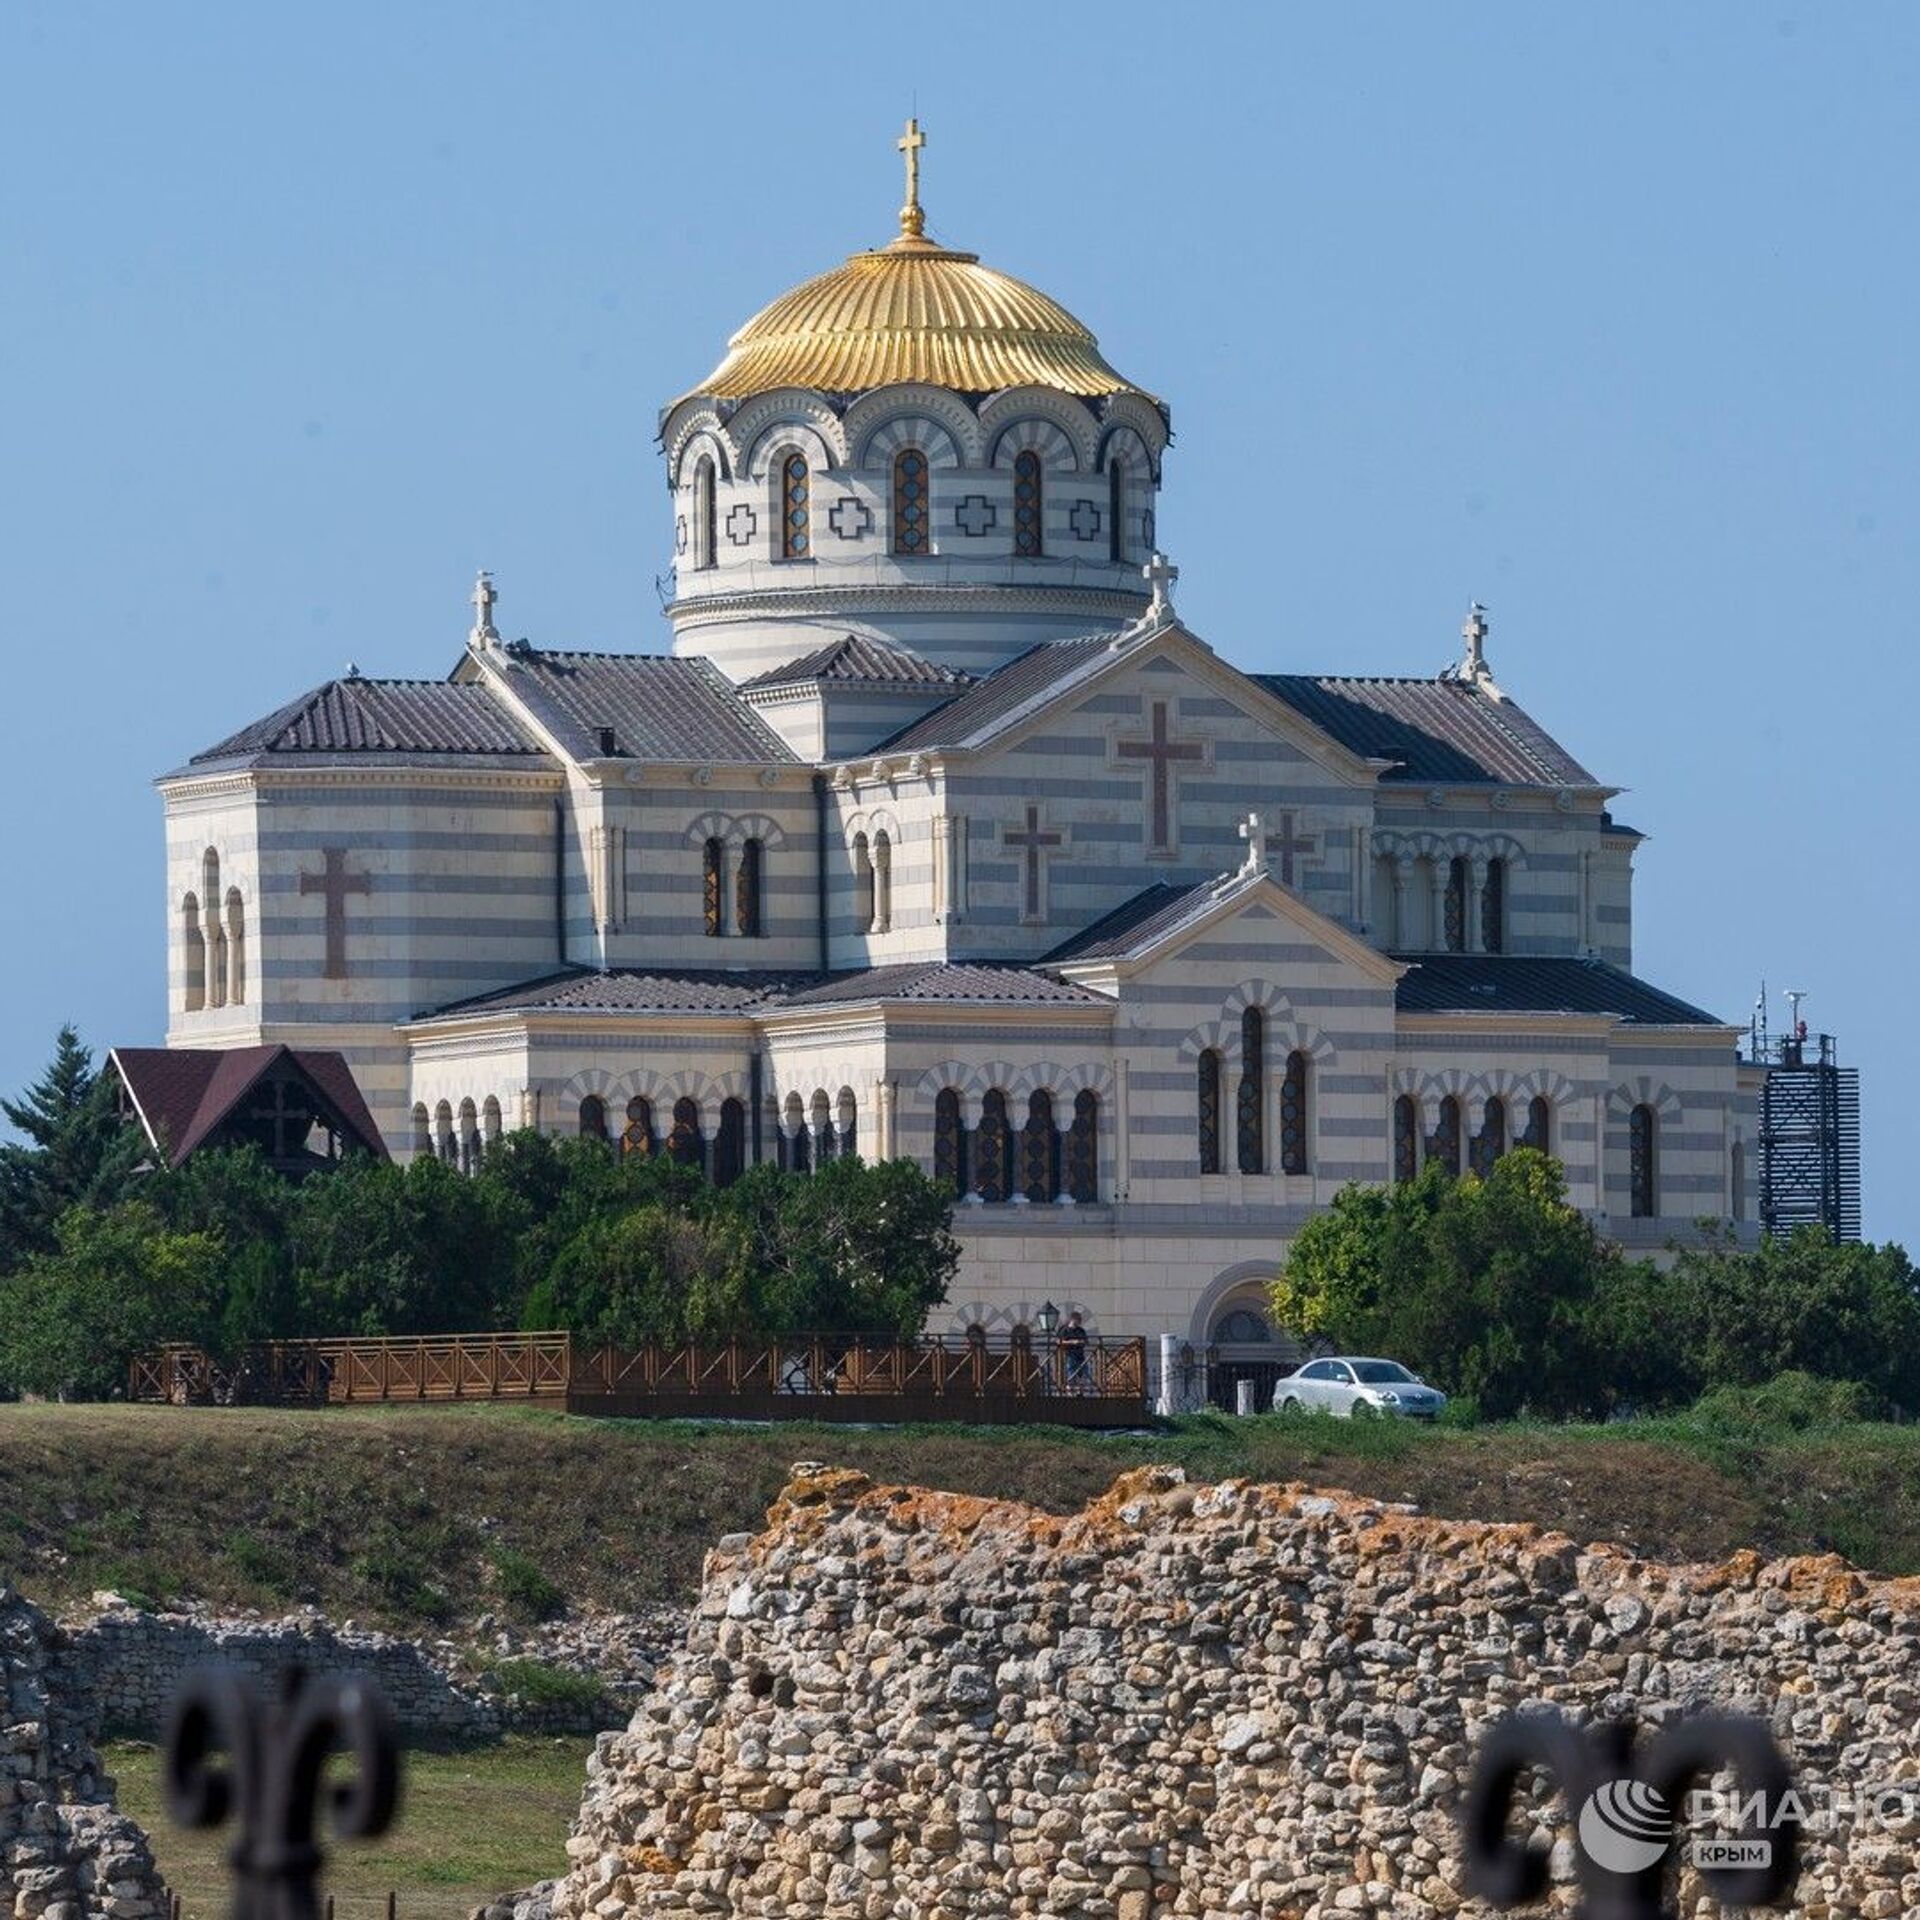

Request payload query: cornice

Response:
[665,583,1144,627]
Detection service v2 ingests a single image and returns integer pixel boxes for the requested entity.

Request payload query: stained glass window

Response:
[1629,1104,1657,1217]
[1482,857,1506,953]
[1444,858,1468,953]
[934,1088,967,1198]
[1108,457,1127,563]
[779,453,809,559]
[735,838,762,938]
[714,1098,745,1188]
[1198,1049,1223,1174]
[1429,1095,1462,1175]
[1013,450,1043,557]
[703,838,725,937]
[1067,1091,1099,1203]
[1470,1096,1506,1178]
[977,1089,1014,1203]
[1236,1007,1266,1174]
[1522,1095,1550,1153]
[669,1096,704,1170]
[622,1096,654,1158]
[579,1095,608,1142]
[1393,1095,1418,1183]
[1022,1090,1058,1203]
[1280,1050,1310,1176]
[693,457,716,569]
[892,449,929,554]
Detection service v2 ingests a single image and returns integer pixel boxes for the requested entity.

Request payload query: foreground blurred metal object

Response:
[162,1669,401,1920]
[1460,1706,1796,1920]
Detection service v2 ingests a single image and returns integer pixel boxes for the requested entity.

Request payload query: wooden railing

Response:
[129,1331,1150,1427]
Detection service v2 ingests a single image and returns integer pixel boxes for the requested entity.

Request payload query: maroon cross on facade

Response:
[299,848,371,980]
[1270,810,1317,887]
[1115,700,1205,852]
[1003,804,1064,922]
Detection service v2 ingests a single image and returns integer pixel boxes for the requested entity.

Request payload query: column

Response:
[1114,1058,1132,1201]
[1466,855,1488,954]
[1391,857,1413,949]
[1426,860,1448,951]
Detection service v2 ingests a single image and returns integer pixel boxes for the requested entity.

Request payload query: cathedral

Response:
[154,125,1759,1359]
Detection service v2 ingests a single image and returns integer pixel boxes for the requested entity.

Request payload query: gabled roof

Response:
[740,634,974,694]
[110,1046,389,1167]
[492,649,799,764]
[1393,954,1724,1026]
[1041,880,1220,963]
[417,961,1108,1025]
[874,633,1117,753]
[1254,675,1596,787]
[190,678,545,766]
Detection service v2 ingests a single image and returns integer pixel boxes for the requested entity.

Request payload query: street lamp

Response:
[1036,1300,1060,1336]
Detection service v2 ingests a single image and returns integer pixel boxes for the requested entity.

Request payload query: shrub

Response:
[489,1546,564,1621]
[1688,1371,1882,1435]
[486,1658,606,1716]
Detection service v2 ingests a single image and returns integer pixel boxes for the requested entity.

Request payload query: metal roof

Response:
[1255,675,1597,787]
[191,679,545,765]
[1393,954,1724,1025]
[875,634,1117,753]
[741,633,974,693]
[1041,880,1224,964]
[110,1045,389,1166]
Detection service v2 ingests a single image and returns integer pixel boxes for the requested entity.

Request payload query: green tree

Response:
[0,1202,224,1398]
[530,1204,755,1345]
[0,1028,144,1267]
[153,1146,299,1352]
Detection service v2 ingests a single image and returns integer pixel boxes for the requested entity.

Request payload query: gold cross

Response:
[897,117,926,236]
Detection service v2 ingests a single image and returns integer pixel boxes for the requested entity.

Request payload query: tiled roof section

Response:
[740,634,974,693]
[1394,955,1724,1026]
[192,679,543,764]
[499,650,799,764]
[421,962,1108,1022]
[875,634,1117,752]
[1255,675,1597,786]
[1042,880,1223,963]
[781,963,1107,1007]
[111,1046,389,1166]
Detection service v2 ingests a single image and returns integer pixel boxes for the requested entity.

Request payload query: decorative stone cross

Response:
[1003,804,1064,922]
[1270,810,1317,887]
[1116,700,1205,853]
[1461,600,1490,682]
[1144,550,1178,621]
[244,1074,316,1162]
[1238,811,1265,876]
[300,848,372,980]
[953,494,996,537]
[725,503,757,546]
[1068,499,1101,541]
[469,569,498,646]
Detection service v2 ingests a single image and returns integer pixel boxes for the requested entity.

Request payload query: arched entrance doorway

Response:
[1191,1265,1304,1412]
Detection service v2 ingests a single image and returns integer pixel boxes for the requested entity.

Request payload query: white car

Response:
[1273,1356,1447,1420]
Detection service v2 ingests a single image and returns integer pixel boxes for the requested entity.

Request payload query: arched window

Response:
[482,1097,503,1149]
[1236,1007,1266,1175]
[411,1103,431,1159]
[1444,858,1468,953]
[734,838,763,938]
[202,851,226,1007]
[852,833,874,933]
[1429,1096,1462,1175]
[976,1089,1013,1203]
[1629,1104,1658,1217]
[1522,1095,1551,1153]
[1280,1050,1310,1176]
[1470,1096,1506,1178]
[1730,1139,1746,1220]
[1107,457,1127,563]
[622,1096,654,1158]
[1022,1089,1059,1203]
[1393,1095,1419,1183]
[836,1087,858,1159]
[778,452,810,560]
[934,1088,968,1198]
[435,1099,457,1164]
[715,1098,746,1188]
[1197,1048,1223,1175]
[693,456,716,570]
[1067,1091,1099,1203]
[1482,857,1507,953]
[1213,1306,1272,1345]
[892,448,929,554]
[579,1095,608,1143]
[182,893,207,1012]
[783,1090,810,1174]
[668,1096,704,1170]
[225,888,246,1006]
[703,837,726,937]
[458,1098,480,1175]
[871,831,893,933]
[1013,449,1043,557]
[809,1089,835,1166]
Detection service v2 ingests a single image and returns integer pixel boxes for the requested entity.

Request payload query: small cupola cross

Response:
[469,569,500,650]
[1143,550,1179,622]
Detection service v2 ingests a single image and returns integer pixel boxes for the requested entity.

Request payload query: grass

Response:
[5,1402,1920,1638]
[105,1735,591,1920]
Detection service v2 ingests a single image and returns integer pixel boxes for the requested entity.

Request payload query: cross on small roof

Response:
[1238,810,1265,876]
[1144,550,1178,621]
[1461,601,1489,681]
[470,569,499,648]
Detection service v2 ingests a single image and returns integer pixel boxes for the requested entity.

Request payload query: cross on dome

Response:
[897,117,927,239]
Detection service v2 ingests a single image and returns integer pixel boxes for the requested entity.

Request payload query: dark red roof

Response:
[110,1046,388,1167]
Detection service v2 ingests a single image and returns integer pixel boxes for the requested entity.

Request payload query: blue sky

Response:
[3,3,1913,1242]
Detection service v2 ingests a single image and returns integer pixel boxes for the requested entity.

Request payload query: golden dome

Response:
[678,230,1154,408]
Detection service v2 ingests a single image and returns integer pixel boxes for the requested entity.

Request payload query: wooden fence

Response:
[129,1330,1150,1427]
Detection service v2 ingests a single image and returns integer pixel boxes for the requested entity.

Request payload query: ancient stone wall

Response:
[1,1582,167,1920]
[549,1464,1920,1920]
